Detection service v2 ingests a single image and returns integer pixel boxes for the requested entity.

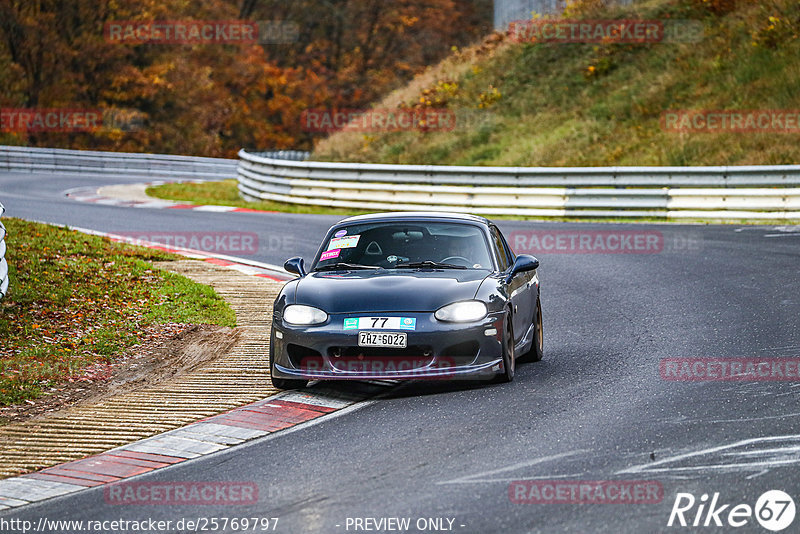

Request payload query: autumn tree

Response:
[0,0,492,155]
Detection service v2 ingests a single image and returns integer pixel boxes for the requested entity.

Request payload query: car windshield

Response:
[313,221,493,270]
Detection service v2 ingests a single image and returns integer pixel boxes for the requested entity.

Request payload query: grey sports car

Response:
[269,212,543,389]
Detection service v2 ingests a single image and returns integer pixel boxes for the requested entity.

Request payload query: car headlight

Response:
[283,305,328,325]
[434,300,488,323]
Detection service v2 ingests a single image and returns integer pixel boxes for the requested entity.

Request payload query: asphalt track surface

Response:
[1,171,800,533]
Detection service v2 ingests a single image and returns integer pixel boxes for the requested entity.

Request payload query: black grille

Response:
[287,344,322,367]
[327,346,435,371]
[441,340,480,366]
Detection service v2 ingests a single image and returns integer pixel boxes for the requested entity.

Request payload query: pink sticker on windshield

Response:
[321,249,341,261]
[335,229,347,237]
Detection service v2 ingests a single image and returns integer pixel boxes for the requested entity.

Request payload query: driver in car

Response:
[438,236,485,268]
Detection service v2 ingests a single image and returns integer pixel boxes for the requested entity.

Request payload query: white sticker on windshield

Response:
[328,235,360,250]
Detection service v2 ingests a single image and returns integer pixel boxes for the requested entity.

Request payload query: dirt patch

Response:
[0,323,240,425]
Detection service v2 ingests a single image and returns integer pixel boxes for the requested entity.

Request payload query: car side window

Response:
[499,231,516,265]
[490,227,510,271]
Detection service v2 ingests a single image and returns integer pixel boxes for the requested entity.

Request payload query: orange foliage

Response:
[0,0,492,156]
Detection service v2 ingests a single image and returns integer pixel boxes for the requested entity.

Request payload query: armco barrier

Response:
[237,150,800,219]
[0,202,8,300]
[0,145,236,180]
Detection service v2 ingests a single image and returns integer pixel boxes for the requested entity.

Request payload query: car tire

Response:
[518,296,544,363]
[493,314,515,383]
[271,375,308,390]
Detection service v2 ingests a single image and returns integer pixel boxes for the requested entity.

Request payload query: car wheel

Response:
[493,314,515,383]
[518,296,544,363]
[269,342,308,390]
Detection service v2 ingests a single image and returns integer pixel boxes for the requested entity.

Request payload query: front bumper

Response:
[271,311,505,381]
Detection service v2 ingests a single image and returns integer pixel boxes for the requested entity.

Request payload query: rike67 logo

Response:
[668,490,796,531]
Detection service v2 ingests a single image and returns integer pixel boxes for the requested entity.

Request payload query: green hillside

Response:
[313,0,800,167]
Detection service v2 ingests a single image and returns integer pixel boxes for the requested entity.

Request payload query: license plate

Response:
[358,331,407,348]
[344,317,416,330]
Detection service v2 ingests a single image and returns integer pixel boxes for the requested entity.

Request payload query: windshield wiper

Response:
[315,262,382,271]
[394,261,467,270]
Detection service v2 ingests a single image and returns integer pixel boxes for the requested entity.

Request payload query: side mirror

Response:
[505,254,539,283]
[284,257,306,277]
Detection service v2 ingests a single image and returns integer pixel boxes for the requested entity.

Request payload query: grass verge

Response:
[313,0,800,167]
[146,180,370,217]
[0,218,236,406]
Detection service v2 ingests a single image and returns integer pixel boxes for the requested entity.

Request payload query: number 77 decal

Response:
[343,317,417,330]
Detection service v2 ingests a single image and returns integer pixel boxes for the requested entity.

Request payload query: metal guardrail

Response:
[237,150,800,219]
[0,202,8,300]
[0,145,237,180]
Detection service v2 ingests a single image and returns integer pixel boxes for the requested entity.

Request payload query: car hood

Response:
[294,269,491,314]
